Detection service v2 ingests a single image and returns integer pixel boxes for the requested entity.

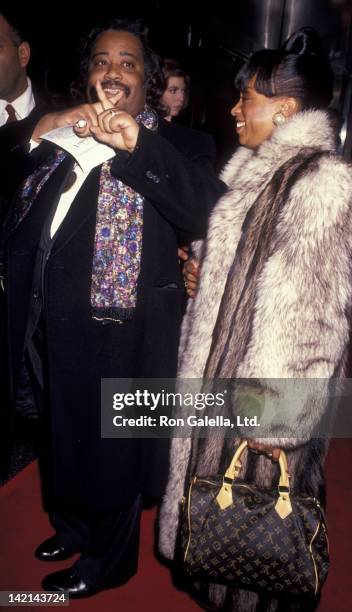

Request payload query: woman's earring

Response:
[272,111,286,126]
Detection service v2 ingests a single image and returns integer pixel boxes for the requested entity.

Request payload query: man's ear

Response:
[18,41,31,69]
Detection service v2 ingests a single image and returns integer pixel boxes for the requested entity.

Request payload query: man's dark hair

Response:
[70,18,164,111]
[0,11,27,46]
[235,27,333,111]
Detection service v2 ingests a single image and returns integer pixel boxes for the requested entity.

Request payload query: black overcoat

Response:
[5,119,224,511]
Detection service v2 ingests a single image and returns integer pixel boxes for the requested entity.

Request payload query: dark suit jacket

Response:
[0,86,52,476]
[5,118,225,509]
[0,108,43,214]
[0,84,60,222]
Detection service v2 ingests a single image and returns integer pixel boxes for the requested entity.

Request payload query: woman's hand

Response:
[183,256,200,298]
[178,245,189,263]
[246,439,281,460]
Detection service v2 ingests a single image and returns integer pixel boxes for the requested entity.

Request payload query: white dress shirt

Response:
[29,137,115,238]
[0,77,36,127]
[27,138,90,238]
[49,164,88,238]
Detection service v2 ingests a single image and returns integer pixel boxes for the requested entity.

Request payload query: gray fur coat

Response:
[160,110,352,577]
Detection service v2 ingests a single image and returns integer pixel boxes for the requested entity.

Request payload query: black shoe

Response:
[35,535,77,562]
[41,568,122,599]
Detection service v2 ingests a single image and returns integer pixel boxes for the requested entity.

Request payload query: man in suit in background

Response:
[0,12,33,127]
[0,11,51,479]
[0,11,49,218]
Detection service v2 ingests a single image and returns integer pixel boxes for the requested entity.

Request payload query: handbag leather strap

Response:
[216,441,292,518]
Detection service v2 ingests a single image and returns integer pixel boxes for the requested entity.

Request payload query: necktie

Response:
[5,104,18,124]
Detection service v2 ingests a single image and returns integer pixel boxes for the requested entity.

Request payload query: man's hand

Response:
[90,109,140,153]
[77,81,140,153]
[31,104,102,142]
[246,440,281,461]
[31,80,140,153]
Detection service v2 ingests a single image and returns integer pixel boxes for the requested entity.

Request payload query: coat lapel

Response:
[50,166,100,256]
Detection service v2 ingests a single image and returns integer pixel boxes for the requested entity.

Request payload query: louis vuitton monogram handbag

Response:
[180,441,329,596]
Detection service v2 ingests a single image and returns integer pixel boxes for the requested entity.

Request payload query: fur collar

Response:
[221,109,336,185]
[269,109,335,150]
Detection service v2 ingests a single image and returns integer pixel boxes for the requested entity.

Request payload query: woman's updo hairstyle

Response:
[235,27,333,110]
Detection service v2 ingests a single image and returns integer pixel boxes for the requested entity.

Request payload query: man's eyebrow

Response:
[120,51,138,59]
[91,50,138,60]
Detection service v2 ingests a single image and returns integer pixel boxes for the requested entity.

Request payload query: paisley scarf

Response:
[3,106,158,323]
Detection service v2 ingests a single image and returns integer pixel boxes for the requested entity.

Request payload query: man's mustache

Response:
[88,81,131,103]
[101,81,131,96]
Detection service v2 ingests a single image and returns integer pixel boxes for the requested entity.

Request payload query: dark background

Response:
[2,0,352,165]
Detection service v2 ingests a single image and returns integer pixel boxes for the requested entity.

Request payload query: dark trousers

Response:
[50,496,142,586]
[24,320,142,587]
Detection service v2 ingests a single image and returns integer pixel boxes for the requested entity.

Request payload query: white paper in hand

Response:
[41,126,115,173]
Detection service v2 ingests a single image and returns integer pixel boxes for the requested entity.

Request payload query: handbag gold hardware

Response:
[215,441,292,518]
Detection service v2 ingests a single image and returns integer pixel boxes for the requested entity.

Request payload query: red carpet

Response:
[0,440,351,611]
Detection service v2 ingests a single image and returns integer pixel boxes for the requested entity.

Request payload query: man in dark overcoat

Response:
[3,18,223,597]
[0,11,55,476]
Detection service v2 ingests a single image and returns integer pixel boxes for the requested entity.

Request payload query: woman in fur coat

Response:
[160,27,352,611]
